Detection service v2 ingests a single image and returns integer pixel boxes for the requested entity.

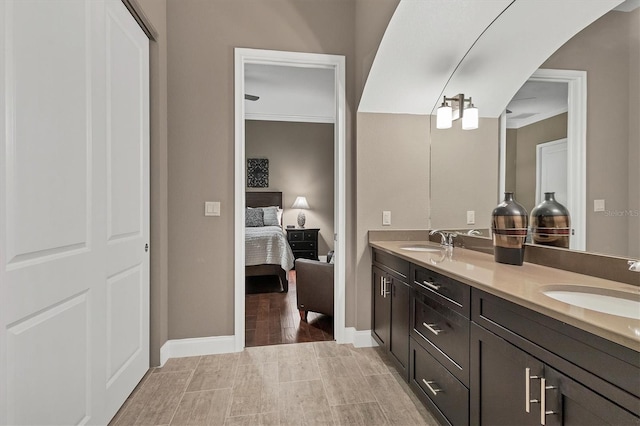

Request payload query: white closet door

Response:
[0,1,149,424]
[103,0,150,419]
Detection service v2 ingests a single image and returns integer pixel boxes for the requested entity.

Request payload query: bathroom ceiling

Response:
[505,81,568,129]
[358,0,624,118]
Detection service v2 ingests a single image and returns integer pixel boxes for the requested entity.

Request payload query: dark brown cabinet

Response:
[372,249,410,380]
[370,249,640,426]
[286,228,319,261]
[471,290,639,426]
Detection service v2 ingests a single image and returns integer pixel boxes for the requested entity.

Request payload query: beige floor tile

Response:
[316,356,362,379]
[277,358,321,383]
[322,375,376,406]
[366,374,434,425]
[349,347,391,376]
[312,341,353,358]
[277,342,316,362]
[279,379,330,413]
[228,388,262,417]
[113,371,191,425]
[224,413,277,426]
[155,356,201,373]
[237,345,279,365]
[229,362,280,417]
[170,388,232,425]
[303,409,336,425]
[187,364,237,392]
[331,402,388,425]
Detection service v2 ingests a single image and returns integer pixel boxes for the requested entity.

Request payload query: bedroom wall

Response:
[245,120,335,255]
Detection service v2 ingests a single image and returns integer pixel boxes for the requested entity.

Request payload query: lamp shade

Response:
[436,105,452,129]
[462,105,478,130]
[291,196,310,210]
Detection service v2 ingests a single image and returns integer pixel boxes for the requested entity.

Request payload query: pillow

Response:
[245,208,264,227]
[261,206,280,226]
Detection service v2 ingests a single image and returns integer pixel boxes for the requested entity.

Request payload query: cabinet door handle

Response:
[422,322,443,336]
[525,367,540,413]
[422,280,441,291]
[383,278,391,297]
[540,377,557,425]
[422,379,442,396]
[380,276,384,297]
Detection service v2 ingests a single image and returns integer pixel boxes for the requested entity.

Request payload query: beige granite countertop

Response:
[370,240,640,352]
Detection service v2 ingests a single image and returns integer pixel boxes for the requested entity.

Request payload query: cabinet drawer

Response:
[412,265,470,316]
[372,248,410,279]
[411,339,469,426]
[412,292,469,385]
[289,241,316,250]
[302,231,317,240]
[293,250,317,260]
[288,231,303,241]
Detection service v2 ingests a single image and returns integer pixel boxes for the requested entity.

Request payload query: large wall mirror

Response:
[431,5,639,259]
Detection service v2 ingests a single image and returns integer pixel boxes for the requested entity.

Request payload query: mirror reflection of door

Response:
[536,138,568,206]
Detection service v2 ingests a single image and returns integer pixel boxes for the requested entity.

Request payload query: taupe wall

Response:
[543,9,639,257]
[245,120,335,255]
[629,7,640,258]
[356,113,430,329]
[430,117,501,230]
[507,113,568,213]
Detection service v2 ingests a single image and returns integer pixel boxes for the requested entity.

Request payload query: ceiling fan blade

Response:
[244,94,259,101]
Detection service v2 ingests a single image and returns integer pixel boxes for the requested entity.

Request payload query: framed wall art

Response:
[247,158,269,188]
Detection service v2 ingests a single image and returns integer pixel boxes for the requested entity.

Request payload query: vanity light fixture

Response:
[436,94,479,130]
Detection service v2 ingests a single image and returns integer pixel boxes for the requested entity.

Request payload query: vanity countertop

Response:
[370,239,640,352]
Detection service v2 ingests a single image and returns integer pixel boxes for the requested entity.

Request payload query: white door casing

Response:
[0,0,149,424]
[234,48,347,351]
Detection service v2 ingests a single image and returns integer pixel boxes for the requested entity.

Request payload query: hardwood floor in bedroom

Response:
[245,271,333,347]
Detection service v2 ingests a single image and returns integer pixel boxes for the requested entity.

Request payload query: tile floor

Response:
[110,341,437,425]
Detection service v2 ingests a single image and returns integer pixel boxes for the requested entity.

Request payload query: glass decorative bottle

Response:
[491,192,528,266]
[530,192,571,248]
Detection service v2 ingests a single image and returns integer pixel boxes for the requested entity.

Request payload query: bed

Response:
[245,191,295,292]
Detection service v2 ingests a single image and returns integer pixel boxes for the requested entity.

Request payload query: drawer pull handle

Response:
[422,280,441,291]
[422,379,442,396]
[422,322,443,336]
[525,367,540,413]
[540,378,557,425]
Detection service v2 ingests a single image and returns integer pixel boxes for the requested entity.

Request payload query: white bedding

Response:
[245,226,295,271]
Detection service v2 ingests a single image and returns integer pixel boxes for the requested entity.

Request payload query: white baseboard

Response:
[159,335,238,367]
[159,329,377,366]
[343,327,378,348]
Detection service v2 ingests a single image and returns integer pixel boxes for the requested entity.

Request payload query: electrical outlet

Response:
[382,210,391,226]
[466,210,475,225]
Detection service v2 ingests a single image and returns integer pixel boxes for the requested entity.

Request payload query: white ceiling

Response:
[244,63,335,123]
[506,81,568,129]
[359,0,624,118]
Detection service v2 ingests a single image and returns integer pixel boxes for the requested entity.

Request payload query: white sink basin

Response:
[542,285,640,320]
[399,245,442,253]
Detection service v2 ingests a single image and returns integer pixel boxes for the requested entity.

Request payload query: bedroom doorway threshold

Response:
[234,48,347,352]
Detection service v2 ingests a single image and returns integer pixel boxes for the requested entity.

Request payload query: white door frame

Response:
[500,68,586,251]
[233,48,346,351]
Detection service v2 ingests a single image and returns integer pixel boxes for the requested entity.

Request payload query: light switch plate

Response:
[382,211,391,226]
[205,201,221,216]
[594,199,605,212]
[466,210,475,225]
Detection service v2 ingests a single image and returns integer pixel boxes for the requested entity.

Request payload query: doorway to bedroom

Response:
[234,49,347,350]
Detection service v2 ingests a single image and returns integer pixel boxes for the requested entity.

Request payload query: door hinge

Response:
[145,243,149,253]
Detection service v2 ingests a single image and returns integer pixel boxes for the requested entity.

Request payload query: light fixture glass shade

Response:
[291,196,310,210]
[462,105,478,130]
[436,105,452,129]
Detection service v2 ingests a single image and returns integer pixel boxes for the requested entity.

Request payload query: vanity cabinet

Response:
[471,289,640,426]
[372,249,411,379]
[370,248,639,426]
[409,265,471,425]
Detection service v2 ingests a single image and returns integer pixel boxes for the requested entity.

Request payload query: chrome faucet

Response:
[628,260,640,272]
[430,229,456,249]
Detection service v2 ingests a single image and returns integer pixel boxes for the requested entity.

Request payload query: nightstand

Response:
[286,228,319,261]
